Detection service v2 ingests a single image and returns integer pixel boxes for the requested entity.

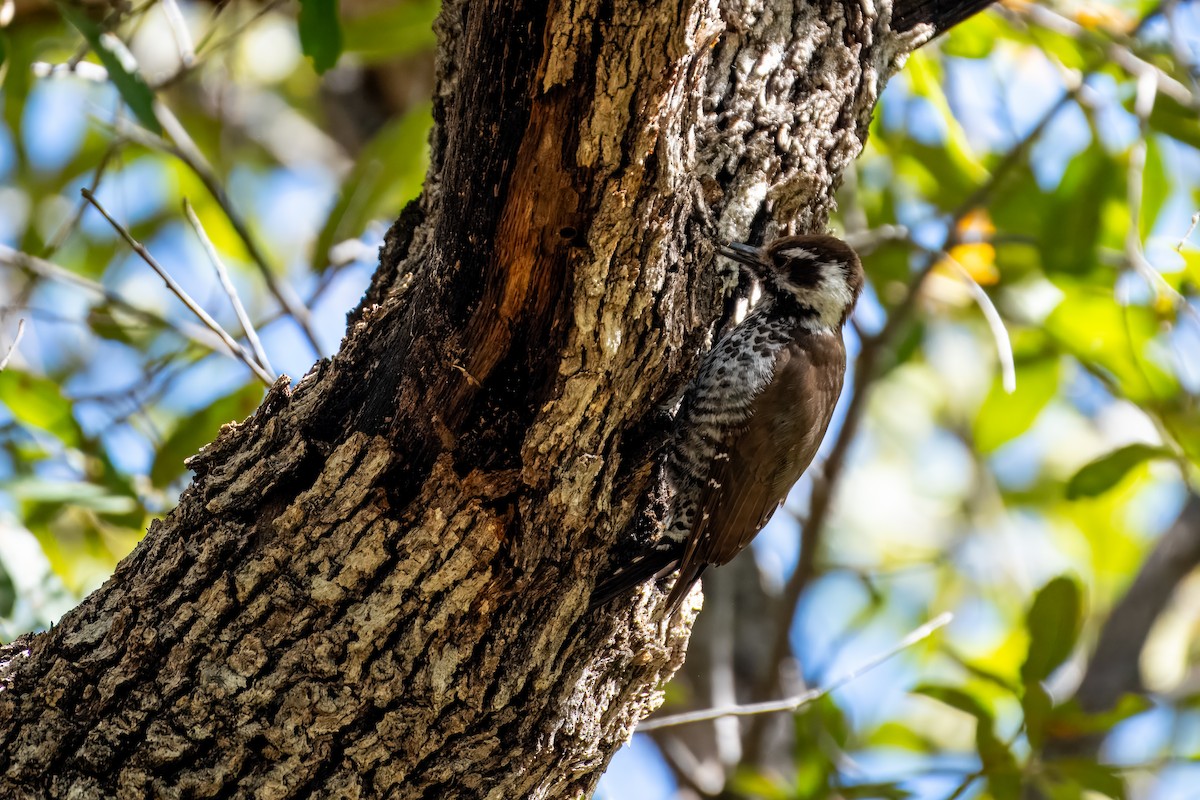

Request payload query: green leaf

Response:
[1023,680,1053,752]
[311,104,431,272]
[56,2,162,135]
[1046,694,1152,739]
[1041,144,1122,277]
[905,52,988,193]
[0,32,8,88]
[1044,287,1178,403]
[864,721,938,752]
[1147,93,1200,150]
[914,685,1018,799]
[912,684,994,723]
[341,0,438,63]
[1020,576,1082,687]
[0,560,15,619]
[979,728,1020,800]
[298,0,343,74]
[974,357,1060,453]
[1051,760,1127,800]
[1065,443,1173,500]
[840,781,912,799]
[150,383,265,488]
[0,369,84,449]
[1140,136,1169,239]
[940,14,999,58]
[727,771,792,800]
[8,479,140,516]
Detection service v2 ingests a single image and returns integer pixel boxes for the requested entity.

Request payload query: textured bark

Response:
[0,0,989,797]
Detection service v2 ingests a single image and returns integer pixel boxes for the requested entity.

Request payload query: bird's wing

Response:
[666,331,845,610]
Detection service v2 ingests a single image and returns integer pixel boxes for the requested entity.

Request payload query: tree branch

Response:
[892,0,997,34]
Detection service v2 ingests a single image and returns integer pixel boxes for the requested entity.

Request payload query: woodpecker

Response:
[592,234,864,613]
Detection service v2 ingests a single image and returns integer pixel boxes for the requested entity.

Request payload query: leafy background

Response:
[1,1,1199,798]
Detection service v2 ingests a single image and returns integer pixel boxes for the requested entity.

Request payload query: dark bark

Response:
[0,0,994,796]
[893,0,995,33]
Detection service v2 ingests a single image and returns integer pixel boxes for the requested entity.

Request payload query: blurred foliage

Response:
[0,0,433,634]
[0,0,1199,798]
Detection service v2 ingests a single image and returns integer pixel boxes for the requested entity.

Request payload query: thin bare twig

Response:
[0,319,26,371]
[151,105,323,357]
[1018,3,1198,109]
[152,0,291,90]
[940,252,1016,393]
[638,613,953,731]
[160,0,195,68]
[1176,213,1200,253]
[36,56,323,358]
[43,141,123,257]
[0,243,222,350]
[81,188,274,385]
[183,199,274,376]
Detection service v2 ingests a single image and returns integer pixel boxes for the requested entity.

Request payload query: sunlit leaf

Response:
[298,0,343,74]
[0,369,84,449]
[840,781,912,799]
[342,0,438,63]
[149,383,265,488]
[1044,287,1178,403]
[27,507,139,594]
[940,14,999,58]
[1065,443,1172,499]
[1021,576,1082,687]
[864,721,938,752]
[905,52,988,190]
[57,2,162,134]
[913,684,994,722]
[1046,695,1152,740]
[0,32,8,88]
[974,357,1060,453]
[1140,137,1168,239]
[1049,760,1127,800]
[727,771,792,800]
[312,104,432,273]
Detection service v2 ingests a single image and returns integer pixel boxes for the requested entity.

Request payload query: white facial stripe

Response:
[787,261,854,328]
[777,247,815,260]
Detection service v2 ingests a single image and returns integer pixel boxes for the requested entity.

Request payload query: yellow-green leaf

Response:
[1066,443,1172,499]
[57,2,161,135]
[0,369,83,449]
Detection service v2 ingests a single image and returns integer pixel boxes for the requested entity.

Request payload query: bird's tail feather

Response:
[664,563,706,615]
[588,549,679,611]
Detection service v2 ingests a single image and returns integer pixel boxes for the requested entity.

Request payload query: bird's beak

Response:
[717,241,762,266]
[718,241,768,280]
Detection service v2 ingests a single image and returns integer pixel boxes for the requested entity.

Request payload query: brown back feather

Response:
[666,328,846,610]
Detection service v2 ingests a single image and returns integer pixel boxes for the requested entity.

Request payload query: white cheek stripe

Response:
[789,261,854,327]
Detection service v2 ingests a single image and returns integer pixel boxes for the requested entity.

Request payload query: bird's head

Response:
[719,234,864,329]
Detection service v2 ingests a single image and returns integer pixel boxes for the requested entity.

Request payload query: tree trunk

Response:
[0,1,990,796]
